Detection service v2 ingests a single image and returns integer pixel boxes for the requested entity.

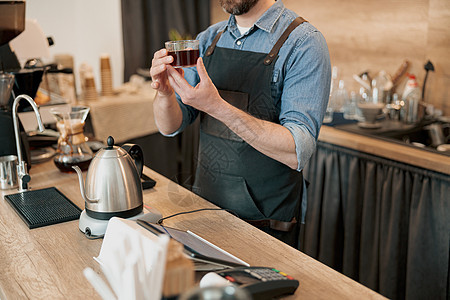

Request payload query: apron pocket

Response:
[193,171,266,220]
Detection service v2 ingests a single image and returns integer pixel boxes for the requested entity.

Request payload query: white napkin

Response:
[84,217,170,300]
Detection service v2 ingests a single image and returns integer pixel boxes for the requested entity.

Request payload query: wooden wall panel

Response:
[426,0,450,113]
[210,0,450,116]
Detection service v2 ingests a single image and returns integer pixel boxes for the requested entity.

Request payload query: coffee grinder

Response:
[0,0,44,169]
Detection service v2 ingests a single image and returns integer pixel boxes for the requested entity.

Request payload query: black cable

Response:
[84,228,104,240]
[85,234,104,240]
[157,208,239,225]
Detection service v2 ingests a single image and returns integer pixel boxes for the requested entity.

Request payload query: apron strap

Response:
[263,16,307,65]
[205,30,224,57]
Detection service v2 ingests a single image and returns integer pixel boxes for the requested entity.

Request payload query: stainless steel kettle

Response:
[73,136,143,220]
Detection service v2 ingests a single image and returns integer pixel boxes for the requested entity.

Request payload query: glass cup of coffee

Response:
[165,40,200,68]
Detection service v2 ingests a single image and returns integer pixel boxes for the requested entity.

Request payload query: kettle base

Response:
[85,204,143,220]
[79,207,162,239]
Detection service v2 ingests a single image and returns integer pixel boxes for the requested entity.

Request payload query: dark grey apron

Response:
[193,17,306,245]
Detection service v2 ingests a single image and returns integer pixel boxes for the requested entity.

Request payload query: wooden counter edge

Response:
[319,126,450,175]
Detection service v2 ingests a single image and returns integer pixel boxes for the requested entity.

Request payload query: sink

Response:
[334,119,450,156]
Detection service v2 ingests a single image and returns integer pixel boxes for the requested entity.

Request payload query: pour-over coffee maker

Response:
[50,106,93,172]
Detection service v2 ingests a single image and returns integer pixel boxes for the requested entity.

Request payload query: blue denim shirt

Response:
[166,0,331,171]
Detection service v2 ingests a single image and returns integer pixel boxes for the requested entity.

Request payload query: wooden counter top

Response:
[319,125,450,175]
[0,160,385,299]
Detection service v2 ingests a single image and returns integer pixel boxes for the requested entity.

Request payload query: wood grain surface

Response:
[0,160,385,299]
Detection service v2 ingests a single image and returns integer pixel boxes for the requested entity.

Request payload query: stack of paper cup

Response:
[83,72,98,101]
[100,53,114,96]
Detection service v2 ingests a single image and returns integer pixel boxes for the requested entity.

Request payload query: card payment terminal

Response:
[215,266,299,299]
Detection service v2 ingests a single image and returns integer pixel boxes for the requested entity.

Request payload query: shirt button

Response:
[236,40,242,46]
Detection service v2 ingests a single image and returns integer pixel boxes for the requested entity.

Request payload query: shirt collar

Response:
[254,0,286,33]
[225,0,286,34]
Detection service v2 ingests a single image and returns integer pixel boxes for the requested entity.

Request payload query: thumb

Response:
[196,57,210,83]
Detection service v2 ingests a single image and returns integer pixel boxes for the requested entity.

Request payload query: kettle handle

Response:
[121,143,144,178]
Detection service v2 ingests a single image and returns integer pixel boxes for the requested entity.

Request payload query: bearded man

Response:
[150,0,331,247]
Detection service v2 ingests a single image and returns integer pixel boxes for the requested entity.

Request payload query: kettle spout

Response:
[72,165,99,203]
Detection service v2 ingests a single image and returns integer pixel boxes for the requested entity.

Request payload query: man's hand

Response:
[151,49,184,135]
[150,49,184,97]
[166,57,225,116]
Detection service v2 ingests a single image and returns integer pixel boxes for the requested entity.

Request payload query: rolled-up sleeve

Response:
[284,123,317,171]
[279,30,331,171]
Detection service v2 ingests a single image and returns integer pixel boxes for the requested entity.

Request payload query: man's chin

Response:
[220,0,260,16]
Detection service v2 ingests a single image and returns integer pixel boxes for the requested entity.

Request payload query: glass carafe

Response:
[50,106,93,172]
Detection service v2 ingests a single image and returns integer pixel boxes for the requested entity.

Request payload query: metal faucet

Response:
[12,94,45,192]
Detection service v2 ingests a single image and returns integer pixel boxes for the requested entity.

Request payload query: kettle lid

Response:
[94,136,128,158]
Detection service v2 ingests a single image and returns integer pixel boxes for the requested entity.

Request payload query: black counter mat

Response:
[4,187,81,229]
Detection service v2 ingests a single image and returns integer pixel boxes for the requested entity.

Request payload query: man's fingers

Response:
[153,48,167,59]
[150,49,173,78]
[167,65,192,91]
[150,63,167,79]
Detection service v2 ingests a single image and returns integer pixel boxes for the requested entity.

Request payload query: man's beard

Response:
[219,0,260,16]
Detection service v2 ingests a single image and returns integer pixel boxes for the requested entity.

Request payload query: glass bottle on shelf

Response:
[324,66,340,123]
[372,70,392,104]
[344,91,358,120]
[331,79,348,113]
[401,74,421,124]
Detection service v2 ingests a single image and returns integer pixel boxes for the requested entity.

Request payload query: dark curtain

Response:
[301,141,449,300]
[120,0,207,186]
[121,0,211,81]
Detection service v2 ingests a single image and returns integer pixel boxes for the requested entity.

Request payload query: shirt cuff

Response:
[284,122,316,171]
